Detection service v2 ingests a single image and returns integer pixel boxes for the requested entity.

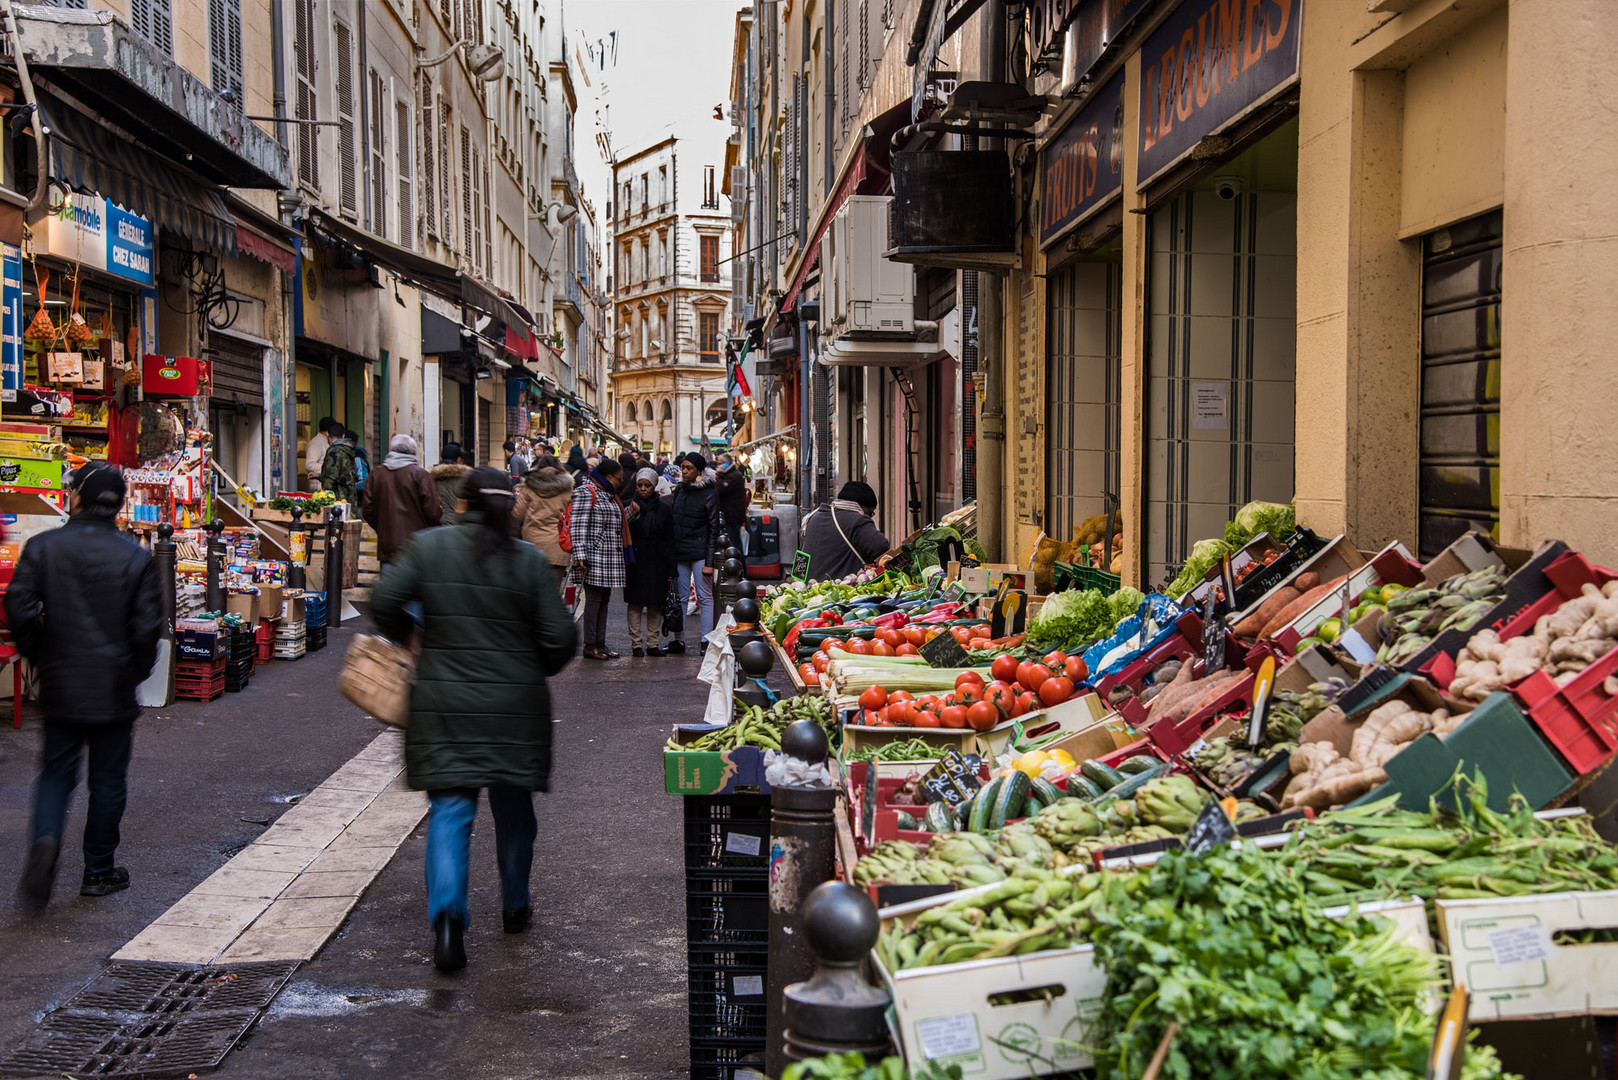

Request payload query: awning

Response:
[421,307,465,354]
[311,209,457,303]
[460,273,527,333]
[728,425,799,454]
[38,94,238,255]
[235,224,296,273]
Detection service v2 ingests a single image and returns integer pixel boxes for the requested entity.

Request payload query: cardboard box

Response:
[975,693,1109,759]
[1223,533,1367,630]
[1268,541,1418,653]
[842,723,984,758]
[663,726,770,795]
[257,584,284,620]
[959,563,1031,596]
[224,592,260,624]
[1436,889,1618,1021]
[0,456,63,492]
[282,593,307,624]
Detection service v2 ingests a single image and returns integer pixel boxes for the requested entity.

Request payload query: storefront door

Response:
[1046,257,1122,543]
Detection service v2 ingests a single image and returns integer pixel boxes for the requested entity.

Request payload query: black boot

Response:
[433,913,467,971]
[80,867,130,897]
[502,906,532,934]
[18,837,58,915]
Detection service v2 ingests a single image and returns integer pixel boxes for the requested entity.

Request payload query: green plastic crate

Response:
[1055,560,1122,594]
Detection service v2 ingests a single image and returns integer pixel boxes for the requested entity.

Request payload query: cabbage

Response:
[1227,501,1296,547]
[1028,585,1143,652]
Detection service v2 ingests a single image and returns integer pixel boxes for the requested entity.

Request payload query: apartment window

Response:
[640,173,649,211]
[659,165,668,207]
[368,71,387,236]
[657,232,668,280]
[700,235,719,283]
[334,20,358,215]
[395,99,414,249]
[209,0,243,98]
[439,102,453,245]
[702,165,718,210]
[131,0,173,54]
[623,182,632,216]
[638,240,648,284]
[293,0,318,188]
[699,313,722,363]
[622,242,633,285]
[478,150,492,274]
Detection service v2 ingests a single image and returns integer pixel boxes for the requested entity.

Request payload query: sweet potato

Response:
[1233,585,1301,638]
[1144,658,1198,726]
[1259,576,1348,639]
[1294,571,1320,591]
[1163,670,1244,724]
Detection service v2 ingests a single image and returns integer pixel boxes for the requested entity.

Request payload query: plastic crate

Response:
[1509,647,1618,776]
[689,1040,766,1080]
[1055,560,1122,595]
[686,872,768,946]
[306,625,327,652]
[176,656,226,678]
[683,794,770,873]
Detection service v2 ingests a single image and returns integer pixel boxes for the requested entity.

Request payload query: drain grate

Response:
[0,962,298,1077]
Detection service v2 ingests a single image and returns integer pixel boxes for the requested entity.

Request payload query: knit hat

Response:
[440,442,463,465]
[635,467,659,485]
[71,460,126,508]
[684,452,708,472]
[838,480,878,509]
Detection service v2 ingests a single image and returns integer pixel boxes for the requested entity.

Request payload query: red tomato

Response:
[966,701,1001,732]
[991,655,1020,683]
[918,695,944,713]
[861,709,884,726]
[971,625,992,640]
[1043,651,1068,669]
[1015,661,1036,688]
[888,690,915,702]
[985,682,1017,717]
[797,663,817,683]
[968,638,994,651]
[881,629,904,649]
[1016,691,1040,716]
[822,638,845,654]
[1022,663,1053,693]
[955,671,985,692]
[924,627,945,642]
[956,683,985,705]
[858,685,888,712]
[1039,676,1075,707]
[903,626,927,647]
[1064,655,1089,683]
[870,641,895,657]
[914,709,943,729]
[887,700,915,726]
[844,637,869,655]
[896,643,920,656]
[939,705,969,729]
[811,652,831,673]
[951,627,973,644]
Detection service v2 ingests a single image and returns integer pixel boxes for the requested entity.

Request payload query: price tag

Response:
[1202,592,1226,673]
[921,748,983,805]
[915,1013,982,1059]
[791,549,811,582]
[732,975,765,997]
[1487,923,1553,969]
[920,628,971,669]
[724,831,762,856]
[1185,798,1237,856]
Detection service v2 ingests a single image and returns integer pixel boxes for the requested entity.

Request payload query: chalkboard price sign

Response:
[1185,798,1238,856]
[921,749,983,805]
[920,628,972,669]
[791,550,811,582]
[1202,591,1225,673]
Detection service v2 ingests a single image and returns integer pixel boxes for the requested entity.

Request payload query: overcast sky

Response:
[566,0,741,209]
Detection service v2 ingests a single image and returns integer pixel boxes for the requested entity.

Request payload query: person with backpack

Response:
[353,443,371,501]
[320,425,360,505]
[569,457,628,660]
[512,454,573,589]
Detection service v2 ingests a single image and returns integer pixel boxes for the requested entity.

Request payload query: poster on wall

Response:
[1136,0,1303,186]
[43,193,155,287]
[1039,71,1126,248]
[1,244,20,402]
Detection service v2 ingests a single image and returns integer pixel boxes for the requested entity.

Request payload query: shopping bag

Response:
[663,580,685,633]
[336,634,416,728]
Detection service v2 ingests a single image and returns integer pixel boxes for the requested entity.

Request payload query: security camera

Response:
[1213,175,1243,201]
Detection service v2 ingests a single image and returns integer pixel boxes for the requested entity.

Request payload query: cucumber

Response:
[895,811,922,830]
[990,772,1033,828]
[1117,755,1161,776]
[969,778,1002,833]
[1094,763,1170,804]
[1064,775,1104,799]
[956,794,976,826]
[1080,760,1126,791]
[1029,777,1064,810]
[924,802,957,833]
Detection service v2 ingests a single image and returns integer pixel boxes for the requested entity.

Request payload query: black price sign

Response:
[990,589,1028,639]
[1185,798,1238,856]
[920,628,972,669]
[1201,591,1226,673]
[921,749,983,805]
[791,550,811,582]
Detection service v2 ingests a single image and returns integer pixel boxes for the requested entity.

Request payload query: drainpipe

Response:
[0,0,51,213]
[270,0,289,150]
[976,0,1007,562]
[270,0,295,491]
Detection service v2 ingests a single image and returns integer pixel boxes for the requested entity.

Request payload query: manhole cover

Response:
[0,962,298,1077]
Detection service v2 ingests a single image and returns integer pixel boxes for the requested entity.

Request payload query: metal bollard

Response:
[765,720,839,1079]
[286,504,307,590]
[325,515,344,629]
[782,882,893,1064]
[153,522,177,634]
[205,518,225,613]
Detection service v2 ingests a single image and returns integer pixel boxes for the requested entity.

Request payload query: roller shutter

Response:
[207,336,265,408]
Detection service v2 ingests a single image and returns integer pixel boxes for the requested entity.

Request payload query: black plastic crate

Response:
[686,874,768,946]
[689,996,767,1044]
[306,626,328,653]
[683,795,770,873]
[690,1039,767,1080]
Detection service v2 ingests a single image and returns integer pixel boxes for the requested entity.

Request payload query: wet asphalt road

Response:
[0,613,705,1079]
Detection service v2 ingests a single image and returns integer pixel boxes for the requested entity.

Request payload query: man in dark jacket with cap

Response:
[9,462,165,912]
[800,480,891,583]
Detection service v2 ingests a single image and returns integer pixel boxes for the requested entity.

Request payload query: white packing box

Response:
[1436,889,1618,1021]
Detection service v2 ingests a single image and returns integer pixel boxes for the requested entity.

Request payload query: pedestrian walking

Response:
[9,462,165,913]
[800,480,891,583]
[431,443,472,526]
[362,434,442,565]
[512,453,574,588]
[564,444,588,478]
[625,468,675,657]
[714,454,749,549]
[371,467,578,972]
[570,456,628,660]
[320,424,360,505]
[305,416,336,493]
[665,453,721,655]
[504,439,531,483]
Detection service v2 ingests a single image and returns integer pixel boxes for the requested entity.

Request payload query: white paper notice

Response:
[724,831,762,856]
[732,975,764,997]
[1487,923,1553,968]
[916,1013,982,1059]
[1192,383,1228,430]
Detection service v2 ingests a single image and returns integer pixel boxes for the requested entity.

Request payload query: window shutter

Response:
[369,70,387,236]
[460,126,473,265]
[293,0,319,189]
[334,21,358,216]
[132,0,173,55]
[481,154,493,275]
[419,82,435,241]
[209,0,243,97]
[439,101,453,246]
[396,98,414,249]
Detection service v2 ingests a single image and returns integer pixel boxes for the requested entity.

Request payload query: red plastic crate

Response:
[1508,647,1618,775]
[175,656,226,678]
[1145,672,1255,756]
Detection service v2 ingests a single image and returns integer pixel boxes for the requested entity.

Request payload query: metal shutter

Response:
[293,0,319,189]
[368,71,386,236]
[477,397,492,465]
[962,271,977,501]
[207,338,265,408]
[1045,260,1123,543]
[460,126,473,265]
[420,82,436,242]
[395,98,413,249]
[1419,210,1503,557]
[335,21,358,216]
[131,0,172,54]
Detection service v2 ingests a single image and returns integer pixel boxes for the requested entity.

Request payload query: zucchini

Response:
[1094,763,1170,804]
[1117,755,1161,776]
[895,811,922,830]
[990,772,1033,828]
[1065,775,1104,799]
[924,802,957,833]
[1080,760,1126,791]
[969,778,1002,833]
[1029,777,1064,810]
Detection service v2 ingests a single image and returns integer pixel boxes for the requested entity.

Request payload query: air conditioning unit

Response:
[819,195,913,338]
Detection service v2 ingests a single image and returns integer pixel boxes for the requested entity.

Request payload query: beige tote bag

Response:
[337,634,416,728]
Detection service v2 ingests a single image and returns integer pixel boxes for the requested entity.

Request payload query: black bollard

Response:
[765,719,839,1079]
[205,518,225,613]
[287,503,306,590]
[782,882,893,1064]
[153,522,177,634]
[734,637,774,710]
[325,515,344,629]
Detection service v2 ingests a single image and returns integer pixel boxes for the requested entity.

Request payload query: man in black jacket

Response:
[801,480,891,583]
[9,462,165,913]
[664,453,722,655]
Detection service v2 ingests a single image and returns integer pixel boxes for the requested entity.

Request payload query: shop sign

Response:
[1136,0,1301,186]
[1,244,20,403]
[43,193,155,287]
[1047,0,1153,84]
[1039,72,1126,248]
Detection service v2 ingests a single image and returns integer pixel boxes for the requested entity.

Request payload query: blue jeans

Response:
[675,560,713,643]
[32,721,134,875]
[425,787,537,927]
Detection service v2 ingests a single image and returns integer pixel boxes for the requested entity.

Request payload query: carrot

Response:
[1233,585,1301,638]
[1259,577,1347,639]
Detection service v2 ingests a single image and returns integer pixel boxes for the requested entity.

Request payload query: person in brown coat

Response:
[512,454,573,588]
[362,434,442,564]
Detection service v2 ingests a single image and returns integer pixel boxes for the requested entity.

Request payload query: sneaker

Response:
[80,867,129,898]
[631,647,646,658]
[700,642,709,656]
[667,640,687,655]
[18,837,58,914]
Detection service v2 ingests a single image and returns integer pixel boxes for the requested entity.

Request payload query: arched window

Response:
[661,398,673,422]
[625,401,637,423]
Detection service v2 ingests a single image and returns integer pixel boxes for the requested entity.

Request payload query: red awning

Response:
[236,224,296,273]
[504,324,538,360]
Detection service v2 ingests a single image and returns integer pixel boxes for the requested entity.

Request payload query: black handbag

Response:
[663,579,685,633]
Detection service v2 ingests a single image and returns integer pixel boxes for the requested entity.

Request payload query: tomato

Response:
[1039,676,1075,707]
[918,694,944,713]
[904,626,927,647]
[939,705,969,729]
[971,625,992,640]
[966,700,1001,732]
[797,663,818,683]
[1064,655,1089,683]
[858,685,888,712]
[822,638,845,654]
[984,682,1017,717]
[991,655,1020,683]
[887,700,915,726]
[913,709,943,729]
[896,643,920,656]
[1022,663,1053,693]
[924,627,945,642]
[1016,691,1040,716]
[861,709,884,726]
[968,638,993,651]
[955,682,985,705]
[870,641,895,657]
[1015,661,1036,688]
[955,671,985,692]
[844,637,869,655]
[1043,650,1068,669]
[811,652,831,673]
[881,629,904,649]
[951,627,973,644]
[888,690,915,702]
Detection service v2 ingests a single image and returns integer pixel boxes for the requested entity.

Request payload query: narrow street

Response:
[0,618,699,1080]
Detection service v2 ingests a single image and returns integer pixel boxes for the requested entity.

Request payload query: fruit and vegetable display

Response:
[1280,696,1466,810]
[1163,500,1297,600]
[1374,565,1508,665]
[1184,678,1350,790]
[890,524,986,576]
[1024,585,1143,653]
[1447,580,1618,699]
[849,738,948,763]
[665,695,835,752]
[265,490,337,512]
[782,1053,958,1080]
[832,655,1088,729]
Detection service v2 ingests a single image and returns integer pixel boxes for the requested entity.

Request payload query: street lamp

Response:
[416,40,506,81]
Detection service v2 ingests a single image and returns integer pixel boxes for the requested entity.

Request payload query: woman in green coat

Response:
[371,467,579,972]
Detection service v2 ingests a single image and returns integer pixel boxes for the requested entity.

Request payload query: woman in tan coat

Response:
[512,454,574,587]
